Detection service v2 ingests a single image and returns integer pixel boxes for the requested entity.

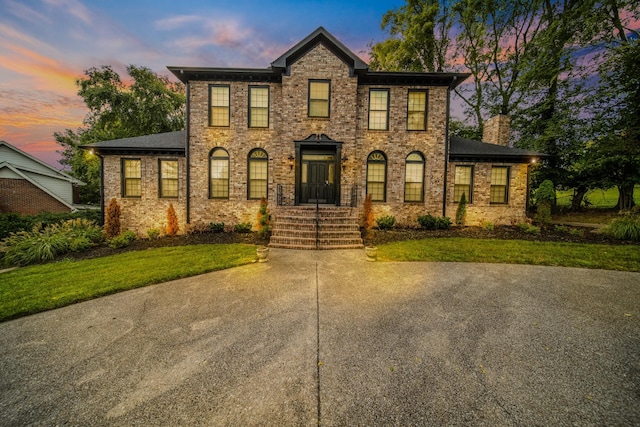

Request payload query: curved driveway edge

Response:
[1,249,639,425]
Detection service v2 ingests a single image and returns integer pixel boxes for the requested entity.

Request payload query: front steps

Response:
[269,206,364,250]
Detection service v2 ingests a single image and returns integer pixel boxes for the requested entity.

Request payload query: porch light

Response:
[288,155,295,170]
[531,158,537,164]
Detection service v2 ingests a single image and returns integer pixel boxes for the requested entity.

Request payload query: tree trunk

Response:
[571,186,588,211]
[616,184,636,210]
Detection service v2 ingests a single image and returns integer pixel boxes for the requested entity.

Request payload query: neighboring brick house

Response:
[86,27,545,244]
[0,141,84,214]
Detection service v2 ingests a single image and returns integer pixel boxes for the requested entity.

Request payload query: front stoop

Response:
[269,206,364,250]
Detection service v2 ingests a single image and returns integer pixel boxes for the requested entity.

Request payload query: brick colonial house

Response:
[0,141,84,214]
[86,27,545,249]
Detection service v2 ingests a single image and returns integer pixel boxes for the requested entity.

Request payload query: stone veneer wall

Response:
[102,156,187,235]
[446,162,529,226]
[0,178,71,214]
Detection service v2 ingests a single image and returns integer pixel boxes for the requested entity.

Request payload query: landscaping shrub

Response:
[208,222,225,233]
[147,228,161,240]
[517,222,541,235]
[1,219,103,266]
[0,210,101,239]
[256,197,271,238]
[104,198,121,239]
[417,214,452,230]
[456,192,467,226]
[108,231,137,249]
[603,213,640,242]
[166,203,179,236]
[234,222,252,233]
[376,215,396,230]
[362,194,375,238]
[534,180,555,224]
[481,221,495,231]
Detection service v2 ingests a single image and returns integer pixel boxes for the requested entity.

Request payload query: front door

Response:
[300,153,335,204]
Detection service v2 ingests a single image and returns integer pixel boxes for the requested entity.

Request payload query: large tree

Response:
[55,65,185,204]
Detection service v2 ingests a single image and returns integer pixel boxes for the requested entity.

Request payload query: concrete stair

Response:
[269,206,364,250]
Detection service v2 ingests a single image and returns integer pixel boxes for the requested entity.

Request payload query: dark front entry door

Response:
[301,159,335,204]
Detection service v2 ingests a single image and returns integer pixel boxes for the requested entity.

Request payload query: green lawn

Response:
[0,244,256,322]
[378,238,640,272]
[557,185,640,208]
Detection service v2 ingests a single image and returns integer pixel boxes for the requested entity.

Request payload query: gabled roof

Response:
[449,136,549,163]
[0,161,76,210]
[82,131,186,155]
[0,140,83,185]
[271,26,369,75]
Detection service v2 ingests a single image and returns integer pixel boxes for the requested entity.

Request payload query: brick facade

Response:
[93,28,538,235]
[0,178,70,214]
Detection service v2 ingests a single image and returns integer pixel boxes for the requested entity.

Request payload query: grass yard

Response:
[0,244,256,322]
[378,238,640,272]
[556,185,640,208]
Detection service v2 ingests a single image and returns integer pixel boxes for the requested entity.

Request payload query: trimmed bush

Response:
[456,192,467,226]
[257,197,271,238]
[108,231,137,249]
[417,214,452,230]
[104,198,121,239]
[166,203,179,236]
[517,222,541,235]
[376,215,396,230]
[209,222,225,233]
[234,222,252,233]
[147,228,161,240]
[534,180,555,224]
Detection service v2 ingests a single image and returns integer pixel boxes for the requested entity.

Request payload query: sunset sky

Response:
[0,0,398,167]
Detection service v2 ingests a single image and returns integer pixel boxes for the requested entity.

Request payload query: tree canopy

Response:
[55,65,185,204]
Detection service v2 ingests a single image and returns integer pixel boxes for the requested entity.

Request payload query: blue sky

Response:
[0,0,401,166]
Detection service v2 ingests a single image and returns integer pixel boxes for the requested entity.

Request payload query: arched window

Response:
[366,151,387,202]
[248,148,268,199]
[404,152,425,202]
[209,148,229,199]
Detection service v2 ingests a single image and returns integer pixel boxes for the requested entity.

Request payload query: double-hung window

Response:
[159,159,179,198]
[454,165,473,203]
[122,159,141,197]
[210,148,229,199]
[369,89,389,130]
[490,166,509,204]
[407,90,427,131]
[248,148,268,199]
[404,152,425,202]
[366,151,387,202]
[209,85,230,127]
[249,86,269,128]
[308,80,330,118]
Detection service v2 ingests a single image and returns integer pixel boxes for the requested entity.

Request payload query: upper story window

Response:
[122,158,141,197]
[454,165,473,203]
[248,148,268,200]
[159,159,179,198]
[308,80,330,118]
[407,90,427,131]
[404,152,425,202]
[490,166,510,204]
[249,86,269,128]
[369,89,389,130]
[366,151,387,202]
[209,85,230,127]
[210,148,229,199]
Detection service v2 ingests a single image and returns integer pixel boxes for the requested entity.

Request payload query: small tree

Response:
[104,198,121,239]
[256,197,270,238]
[456,193,467,226]
[362,194,375,239]
[166,203,179,236]
[534,180,555,225]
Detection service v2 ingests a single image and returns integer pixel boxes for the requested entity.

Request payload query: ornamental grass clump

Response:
[1,219,103,266]
[603,212,640,242]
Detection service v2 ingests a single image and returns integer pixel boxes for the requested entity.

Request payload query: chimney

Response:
[483,115,511,147]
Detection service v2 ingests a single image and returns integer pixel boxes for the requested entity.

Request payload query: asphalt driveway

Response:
[1,249,639,426]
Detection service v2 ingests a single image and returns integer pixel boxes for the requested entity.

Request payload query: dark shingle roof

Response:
[449,136,548,163]
[82,131,185,155]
